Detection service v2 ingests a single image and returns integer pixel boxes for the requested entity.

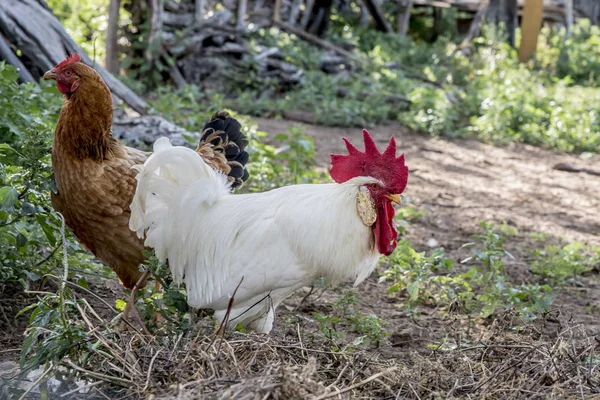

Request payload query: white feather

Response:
[129,138,381,333]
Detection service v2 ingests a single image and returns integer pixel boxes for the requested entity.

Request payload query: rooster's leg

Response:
[122,270,151,335]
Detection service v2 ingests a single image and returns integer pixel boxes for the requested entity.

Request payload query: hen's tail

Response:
[197,111,249,189]
[129,138,230,279]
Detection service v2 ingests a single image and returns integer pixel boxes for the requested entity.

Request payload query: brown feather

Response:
[195,130,231,175]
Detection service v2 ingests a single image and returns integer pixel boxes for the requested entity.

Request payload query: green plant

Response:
[381,222,553,321]
[313,289,388,349]
[530,242,600,284]
[380,240,456,309]
[243,124,327,192]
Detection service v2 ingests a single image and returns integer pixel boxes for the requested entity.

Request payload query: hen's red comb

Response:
[330,129,409,194]
[55,53,81,69]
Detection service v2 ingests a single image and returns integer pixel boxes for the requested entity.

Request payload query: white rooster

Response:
[129,129,409,333]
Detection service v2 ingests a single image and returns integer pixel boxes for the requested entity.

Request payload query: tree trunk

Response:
[105,0,121,74]
[146,0,163,65]
[0,33,34,83]
[487,0,518,47]
[565,0,574,40]
[573,0,600,25]
[397,0,413,36]
[0,0,147,114]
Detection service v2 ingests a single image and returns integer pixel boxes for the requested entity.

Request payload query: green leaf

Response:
[77,277,89,289]
[115,299,127,312]
[407,281,420,301]
[36,215,56,246]
[273,134,288,141]
[0,186,18,210]
[16,233,28,248]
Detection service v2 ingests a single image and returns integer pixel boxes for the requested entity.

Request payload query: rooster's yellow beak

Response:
[43,70,57,80]
[385,194,401,205]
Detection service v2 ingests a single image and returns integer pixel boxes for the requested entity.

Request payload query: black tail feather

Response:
[200,111,250,188]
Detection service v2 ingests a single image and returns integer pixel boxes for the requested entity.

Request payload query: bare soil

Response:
[255,117,600,347]
[2,119,599,399]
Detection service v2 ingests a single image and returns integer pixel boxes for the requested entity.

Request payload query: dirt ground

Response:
[255,117,600,334]
[2,118,599,398]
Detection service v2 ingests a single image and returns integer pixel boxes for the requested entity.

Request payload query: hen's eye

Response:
[65,70,72,77]
[371,184,378,189]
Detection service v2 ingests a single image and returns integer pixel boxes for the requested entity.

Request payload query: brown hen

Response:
[43,54,249,292]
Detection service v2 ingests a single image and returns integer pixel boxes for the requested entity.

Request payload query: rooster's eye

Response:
[371,184,378,189]
[65,70,72,77]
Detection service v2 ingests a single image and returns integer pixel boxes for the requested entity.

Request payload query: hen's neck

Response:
[53,80,114,161]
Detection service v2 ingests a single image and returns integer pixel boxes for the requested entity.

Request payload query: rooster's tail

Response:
[129,138,230,282]
[197,111,249,189]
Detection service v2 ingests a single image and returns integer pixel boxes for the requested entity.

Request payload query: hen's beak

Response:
[385,194,402,205]
[43,70,57,80]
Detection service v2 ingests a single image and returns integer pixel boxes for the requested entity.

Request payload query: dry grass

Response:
[4,293,599,400]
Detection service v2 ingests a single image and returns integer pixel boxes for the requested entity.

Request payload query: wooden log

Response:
[195,0,205,23]
[163,11,194,27]
[112,112,198,148]
[288,0,303,23]
[0,33,35,83]
[273,0,282,22]
[363,0,393,32]
[237,0,248,28]
[518,0,544,62]
[0,0,148,114]
[105,0,120,74]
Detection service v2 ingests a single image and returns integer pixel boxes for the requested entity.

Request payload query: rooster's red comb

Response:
[329,129,408,194]
[54,53,82,69]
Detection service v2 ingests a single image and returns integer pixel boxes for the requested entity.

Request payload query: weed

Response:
[530,242,600,284]
[313,289,388,349]
[381,222,553,321]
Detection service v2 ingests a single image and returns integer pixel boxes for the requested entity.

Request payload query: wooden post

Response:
[518,0,544,62]
[105,0,121,74]
[397,0,413,36]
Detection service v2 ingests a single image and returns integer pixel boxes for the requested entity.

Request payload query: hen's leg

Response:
[122,270,151,335]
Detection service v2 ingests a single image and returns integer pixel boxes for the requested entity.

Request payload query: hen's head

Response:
[43,53,103,96]
[329,130,409,256]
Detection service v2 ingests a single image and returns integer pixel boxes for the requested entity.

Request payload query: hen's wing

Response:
[51,142,150,289]
[196,111,250,188]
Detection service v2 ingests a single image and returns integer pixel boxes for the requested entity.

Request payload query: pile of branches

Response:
[128,0,378,94]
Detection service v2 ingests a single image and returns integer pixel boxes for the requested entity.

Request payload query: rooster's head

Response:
[329,130,409,256]
[43,53,103,97]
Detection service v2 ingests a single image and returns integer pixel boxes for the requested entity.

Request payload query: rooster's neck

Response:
[53,80,115,161]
